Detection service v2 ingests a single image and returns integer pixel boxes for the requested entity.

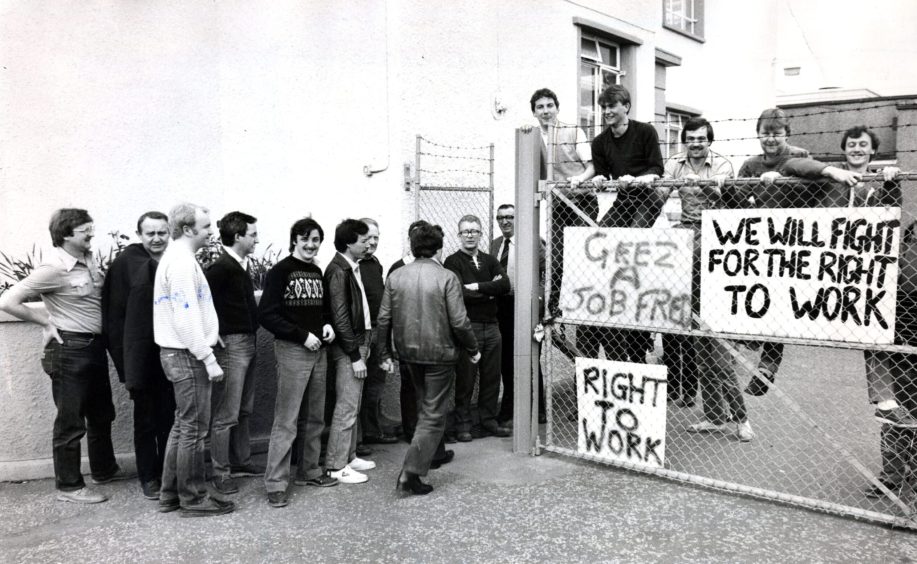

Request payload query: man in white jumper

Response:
[153,202,233,517]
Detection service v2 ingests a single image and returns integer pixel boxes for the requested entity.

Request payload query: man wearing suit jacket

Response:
[491,204,546,427]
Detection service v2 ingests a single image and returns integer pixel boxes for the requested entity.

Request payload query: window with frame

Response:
[579,33,623,140]
[663,0,704,41]
[664,109,695,159]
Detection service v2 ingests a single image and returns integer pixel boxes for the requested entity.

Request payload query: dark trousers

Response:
[663,334,698,402]
[360,327,387,439]
[548,193,599,314]
[453,322,501,432]
[402,363,453,476]
[131,378,175,484]
[40,332,118,492]
[159,348,212,506]
[400,362,417,439]
[497,295,545,422]
[576,326,651,364]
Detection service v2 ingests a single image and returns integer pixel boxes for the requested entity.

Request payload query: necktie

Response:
[500,237,511,269]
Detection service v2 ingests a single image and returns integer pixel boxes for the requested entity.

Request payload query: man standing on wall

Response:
[444,214,511,441]
[378,223,479,495]
[324,219,377,484]
[102,211,175,500]
[357,218,397,446]
[154,202,234,517]
[206,211,264,496]
[0,209,127,504]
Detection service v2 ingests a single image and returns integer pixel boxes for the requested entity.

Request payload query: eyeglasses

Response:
[496,215,514,221]
[72,226,95,235]
[460,229,482,236]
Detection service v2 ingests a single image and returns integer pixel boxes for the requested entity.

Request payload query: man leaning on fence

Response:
[206,211,264,496]
[102,211,175,500]
[0,209,128,504]
[153,202,234,517]
[659,117,755,442]
[377,223,480,495]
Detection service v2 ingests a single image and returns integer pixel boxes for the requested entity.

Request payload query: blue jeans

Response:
[453,322,501,432]
[40,332,117,491]
[264,341,328,493]
[403,363,454,476]
[159,348,211,506]
[326,336,369,470]
[211,333,257,477]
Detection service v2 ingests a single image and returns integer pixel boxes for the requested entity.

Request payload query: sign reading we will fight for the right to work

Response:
[700,207,901,344]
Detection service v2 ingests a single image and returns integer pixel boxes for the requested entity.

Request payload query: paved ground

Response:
[0,436,915,564]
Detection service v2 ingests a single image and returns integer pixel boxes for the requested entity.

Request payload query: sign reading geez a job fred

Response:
[700,207,900,344]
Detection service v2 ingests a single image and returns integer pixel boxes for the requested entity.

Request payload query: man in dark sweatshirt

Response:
[102,211,172,501]
[205,211,262,495]
[444,214,511,440]
[259,217,338,508]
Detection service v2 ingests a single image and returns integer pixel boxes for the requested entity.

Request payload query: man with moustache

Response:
[154,202,233,517]
[1,209,126,503]
[102,211,174,500]
[260,217,338,508]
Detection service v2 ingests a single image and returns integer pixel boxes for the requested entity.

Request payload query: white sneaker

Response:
[349,457,376,471]
[327,465,368,484]
[56,486,108,504]
[736,421,755,442]
[687,421,727,433]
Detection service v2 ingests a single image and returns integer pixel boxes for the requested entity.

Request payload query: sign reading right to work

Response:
[700,207,901,344]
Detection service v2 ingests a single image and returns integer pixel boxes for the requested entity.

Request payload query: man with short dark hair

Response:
[154,202,234,517]
[0,209,125,504]
[324,219,376,484]
[260,217,338,508]
[102,210,174,500]
[378,223,479,495]
[206,211,263,495]
[444,214,511,440]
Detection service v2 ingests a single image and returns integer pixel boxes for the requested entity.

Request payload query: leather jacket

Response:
[376,258,478,365]
[324,252,367,362]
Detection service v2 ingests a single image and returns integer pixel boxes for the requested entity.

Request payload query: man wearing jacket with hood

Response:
[102,211,174,501]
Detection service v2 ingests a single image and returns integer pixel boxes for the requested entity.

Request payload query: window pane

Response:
[581,37,599,61]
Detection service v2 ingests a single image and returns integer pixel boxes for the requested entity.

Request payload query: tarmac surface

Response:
[1,437,916,563]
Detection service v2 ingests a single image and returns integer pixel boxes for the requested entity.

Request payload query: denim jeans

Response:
[326,336,369,470]
[453,322,501,432]
[264,341,327,493]
[41,332,117,492]
[403,363,454,476]
[131,377,175,484]
[359,327,387,439]
[211,333,257,477]
[159,348,212,506]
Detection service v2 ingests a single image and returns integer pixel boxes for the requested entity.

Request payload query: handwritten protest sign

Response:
[700,207,901,344]
[576,357,667,468]
[559,227,693,330]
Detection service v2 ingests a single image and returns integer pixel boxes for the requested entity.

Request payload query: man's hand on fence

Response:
[882,166,901,182]
[760,171,782,186]
[591,175,609,190]
[822,166,861,187]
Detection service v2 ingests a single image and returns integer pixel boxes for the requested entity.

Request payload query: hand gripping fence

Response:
[538,171,917,530]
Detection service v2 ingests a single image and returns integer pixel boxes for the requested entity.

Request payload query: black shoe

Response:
[470,426,490,439]
[180,497,236,517]
[456,431,473,442]
[363,434,399,445]
[355,444,374,457]
[158,497,180,513]
[396,471,433,496]
[229,463,265,477]
[141,479,161,500]
[91,466,136,485]
[294,474,339,488]
[430,450,455,469]
[744,369,775,396]
[210,475,239,495]
[267,491,289,508]
[480,424,511,438]
[490,425,511,438]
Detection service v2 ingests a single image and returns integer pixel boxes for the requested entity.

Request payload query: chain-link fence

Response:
[541,173,917,530]
[411,135,494,250]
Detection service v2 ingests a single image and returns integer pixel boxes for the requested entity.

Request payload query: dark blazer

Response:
[101,243,166,392]
[490,235,547,295]
[376,258,478,365]
[324,252,367,362]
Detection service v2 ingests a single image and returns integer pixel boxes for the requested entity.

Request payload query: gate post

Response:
[513,127,541,454]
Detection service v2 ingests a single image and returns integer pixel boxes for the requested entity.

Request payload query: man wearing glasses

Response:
[0,209,126,503]
[444,215,511,440]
